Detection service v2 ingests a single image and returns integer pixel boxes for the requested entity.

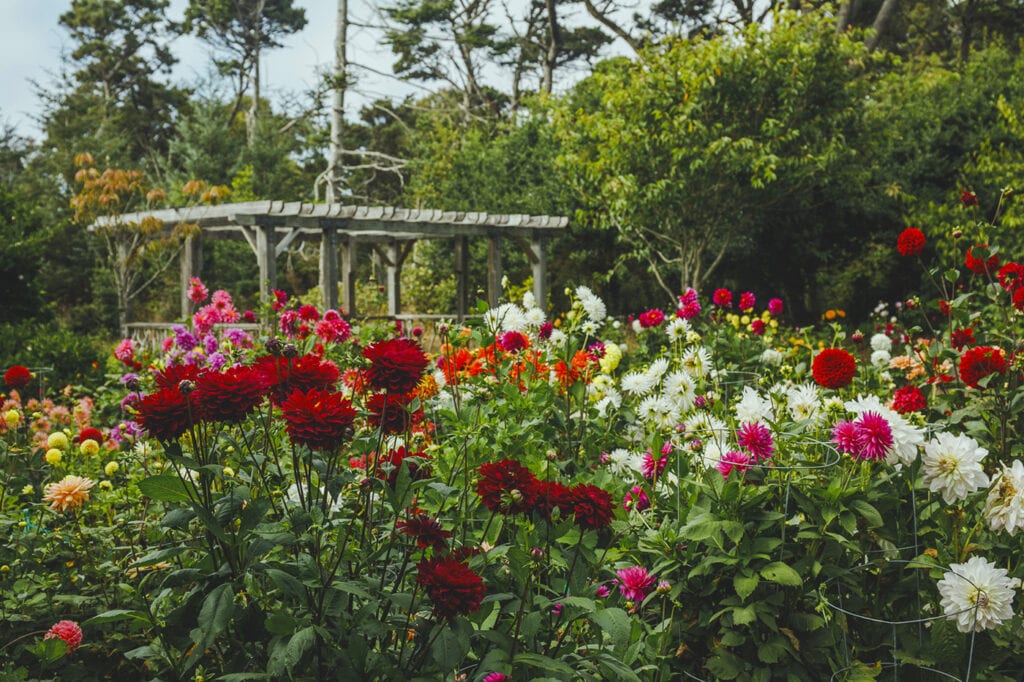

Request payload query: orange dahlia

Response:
[43,475,95,512]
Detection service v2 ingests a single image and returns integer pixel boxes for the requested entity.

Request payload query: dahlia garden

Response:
[3,219,1024,681]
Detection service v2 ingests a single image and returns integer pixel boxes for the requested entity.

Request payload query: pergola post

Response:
[179,235,202,320]
[454,236,469,322]
[385,241,402,317]
[487,236,503,309]
[530,236,547,309]
[341,237,357,316]
[254,223,277,304]
[319,225,339,311]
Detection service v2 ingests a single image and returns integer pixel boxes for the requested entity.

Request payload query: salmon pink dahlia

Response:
[896,227,926,257]
[44,620,83,653]
[812,348,857,389]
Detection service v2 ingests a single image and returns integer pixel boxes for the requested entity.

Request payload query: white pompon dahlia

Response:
[921,432,990,505]
[985,460,1024,536]
[937,556,1019,633]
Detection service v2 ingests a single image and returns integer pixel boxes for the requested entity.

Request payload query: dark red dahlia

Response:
[738,292,756,312]
[965,244,1000,275]
[4,365,31,389]
[298,304,321,322]
[195,365,268,423]
[281,388,356,451]
[136,387,195,441]
[950,327,975,351]
[376,446,431,486]
[367,392,422,434]
[154,364,202,390]
[960,189,979,207]
[891,385,927,414]
[997,262,1024,292]
[811,348,857,389]
[568,483,615,531]
[78,427,104,444]
[1015,287,1024,313]
[255,354,340,405]
[959,346,1006,389]
[497,331,529,352]
[363,338,429,394]
[750,319,766,336]
[398,513,451,550]
[896,227,925,257]
[476,459,539,516]
[416,556,487,619]
[534,479,572,521]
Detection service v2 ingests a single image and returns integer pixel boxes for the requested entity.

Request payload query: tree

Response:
[553,10,880,297]
[183,0,307,145]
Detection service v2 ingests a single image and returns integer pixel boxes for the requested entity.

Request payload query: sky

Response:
[0,0,421,140]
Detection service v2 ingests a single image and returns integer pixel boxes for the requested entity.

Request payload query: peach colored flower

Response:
[42,475,95,512]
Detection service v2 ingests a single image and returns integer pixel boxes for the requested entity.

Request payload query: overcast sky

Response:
[0,0,421,140]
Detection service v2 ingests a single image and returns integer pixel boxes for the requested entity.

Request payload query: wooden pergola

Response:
[104,201,568,321]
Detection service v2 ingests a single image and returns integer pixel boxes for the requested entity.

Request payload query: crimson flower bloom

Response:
[363,338,429,394]
[195,365,268,423]
[616,565,656,602]
[959,346,1006,389]
[622,485,651,512]
[852,412,894,461]
[896,227,926,257]
[965,244,1000,275]
[534,479,571,520]
[738,291,756,312]
[717,450,752,478]
[476,459,539,515]
[398,513,451,550]
[640,451,667,480]
[960,189,979,207]
[136,387,195,441]
[891,385,927,414]
[497,331,529,352]
[750,319,767,336]
[767,298,784,316]
[367,392,422,434]
[997,262,1024,292]
[812,348,857,389]
[416,556,487,619]
[569,483,614,530]
[4,365,31,389]
[255,354,340,405]
[78,427,104,444]
[950,327,975,351]
[376,446,431,486]
[281,388,356,451]
[45,620,83,654]
[638,309,665,328]
[712,288,733,308]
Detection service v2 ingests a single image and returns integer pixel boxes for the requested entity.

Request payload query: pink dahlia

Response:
[737,421,774,462]
[717,450,751,478]
[616,565,657,602]
[853,411,894,461]
[44,620,82,653]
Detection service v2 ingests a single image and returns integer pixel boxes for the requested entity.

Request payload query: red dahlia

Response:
[712,288,733,308]
[896,227,926,257]
[363,338,429,394]
[738,292,756,312]
[891,385,927,414]
[997,262,1024,292]
[416,556,487,619]
[367,392,422,434]
[498,331,529,352]
[4,365,31,389]
[638,308,665,328]
[959,346,1006,389]
[154,363,201,390]
[44,620,83,654]
[281,388,356,451]
[78,427,104,444]
[965,244,1000,275]
[950,327,975,351]
[136,387,195,441]
[811,348,857,389]
[398,513,451,550]
[476,459,539,516]
[568,483,614,531]
[960,189,979,207]
[195,365,268,423]
[255,354,340,405]
[1014,287,1024,313]
[534,479,572,521]
[376,446,431,486]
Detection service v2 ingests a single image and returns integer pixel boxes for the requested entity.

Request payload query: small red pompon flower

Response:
[960,189,979,207]
[616,565,656,602]
[750,319,766,336]
[44,620,82,654]
[416,556,487,619]
[136,388,195,441]
[367,392,421,434]
[997,262,1024,292]
[78,427,104,445]
[738,291,756,312]
[712,288,733,308]
[638,308,665,328]
[737,421,774,462]
[1014,287,1024,313]
[959,346,1007,389]
[812,348,857,389]
[398,513,451,550]
[4,365,31,389]
[891,385,928,414]
[476,459,539,516]
[965,244,1000,275]
[569,483,614,530]
[363,338,429,395]
[195,365,267,423]
[896,227,926,257]
[950,327,975,351]
[497,330,529,352]
[255,354,340,405]
[281,388,356,451]
[938,299,951,316]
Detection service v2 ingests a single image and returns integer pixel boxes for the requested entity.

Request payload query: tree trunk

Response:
[542,0,560,94]
[864,0,899,51]
[247,0,267,146]
[327,0,348,203]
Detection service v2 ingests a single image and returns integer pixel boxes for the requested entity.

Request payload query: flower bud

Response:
[265,337,284,355]
[177,380,195,395]
[283,343,298,358]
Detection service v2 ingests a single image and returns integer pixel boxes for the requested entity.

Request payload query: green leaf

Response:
[265,568,306,601]
[513,653,577,675]
[705,648,745,679]
[284,627,316,672]
[591,607,631,651]
[848,499,883,528]
[733,604,757,625]
[84,609,151,626]
[760,561,802,587]
[189,582,234,663]
[137,474,196,504]
[431,624,470,671]
[734,573,760,600]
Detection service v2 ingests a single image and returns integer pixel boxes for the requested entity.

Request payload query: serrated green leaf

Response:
[734,573,760,600]
[137,474,196,504]
[760,561,802,587]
